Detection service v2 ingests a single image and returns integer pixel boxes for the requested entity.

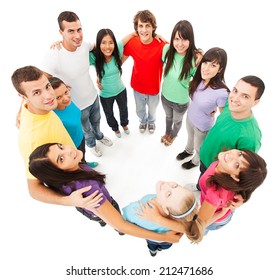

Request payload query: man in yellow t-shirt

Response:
[11,65,99,210]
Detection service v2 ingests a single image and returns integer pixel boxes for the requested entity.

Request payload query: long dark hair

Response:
[206,150,267,202]
[189,47,230,98]
[163,20,199,81]
[29,143,106,193]
[92,29,122,81]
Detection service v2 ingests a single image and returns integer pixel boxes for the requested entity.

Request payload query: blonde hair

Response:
[168,191,204,244]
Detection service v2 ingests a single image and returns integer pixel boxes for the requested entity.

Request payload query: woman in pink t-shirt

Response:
[197,149,267,234]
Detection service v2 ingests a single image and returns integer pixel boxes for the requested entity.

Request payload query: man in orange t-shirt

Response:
[123,10,166,134]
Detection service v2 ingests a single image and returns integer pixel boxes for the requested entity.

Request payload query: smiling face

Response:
[54,83,71,110]
[47,144,83,171]
[228,79,259,118]
[20,75,57,114]
[100,34,115,60]
[201,60,221,84]
[60,20,83,51]
[217,149,249,180]
[155,181,192,214]
[137,20,154,44]
[173,31,189,56]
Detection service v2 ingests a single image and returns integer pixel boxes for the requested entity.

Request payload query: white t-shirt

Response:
[41,42,97,110]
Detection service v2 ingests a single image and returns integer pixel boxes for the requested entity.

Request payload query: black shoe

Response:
[182,160,198,170]
[149,250,157,257]
[115,229,125,236]
[176,150,193,160]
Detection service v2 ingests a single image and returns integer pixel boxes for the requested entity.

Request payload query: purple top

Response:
[61,164,111,215]
[187,81,228,131]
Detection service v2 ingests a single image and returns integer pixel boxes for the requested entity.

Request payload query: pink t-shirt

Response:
[124,37,165,95]
[199,161,235,222]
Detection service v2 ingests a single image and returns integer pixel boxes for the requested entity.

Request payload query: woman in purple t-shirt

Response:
[176,47,229,170]
[28,143,181,243]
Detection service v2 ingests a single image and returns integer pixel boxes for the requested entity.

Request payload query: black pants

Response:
[100,88,129,132]
[196,161,207,190]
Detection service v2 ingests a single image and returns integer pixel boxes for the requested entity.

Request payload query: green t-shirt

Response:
[161,44,196,104]
[200,103,262,168]
[89,41,125,98]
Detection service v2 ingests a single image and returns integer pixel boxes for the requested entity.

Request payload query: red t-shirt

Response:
[124,37,166,95]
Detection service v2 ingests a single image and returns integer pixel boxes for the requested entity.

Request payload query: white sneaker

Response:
[90,146,102,157]
[99,136,113,146]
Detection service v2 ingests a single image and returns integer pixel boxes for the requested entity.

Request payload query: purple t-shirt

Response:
[61,164,112,215]
[187,81,228,131]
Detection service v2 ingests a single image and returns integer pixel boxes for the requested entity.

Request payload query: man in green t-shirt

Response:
[198,75,265,190]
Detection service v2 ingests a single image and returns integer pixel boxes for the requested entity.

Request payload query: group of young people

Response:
[12,9,267,257]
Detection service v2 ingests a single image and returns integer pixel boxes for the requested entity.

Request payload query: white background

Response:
[1,0,278,279]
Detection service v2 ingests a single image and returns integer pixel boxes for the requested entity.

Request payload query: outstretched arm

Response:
[93,200,182,243]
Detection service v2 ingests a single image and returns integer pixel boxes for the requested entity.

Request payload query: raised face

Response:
[173,32,189,56]
[54,83,71,110]
[100,34,115,60]
[47,144,83,171]
[201,60,221,83]
[20,75,57,114]
[228,79,259,117]
[60,20,83,51]
[217,149,249,180]
[155,181,192,212]
[137,20,154,44]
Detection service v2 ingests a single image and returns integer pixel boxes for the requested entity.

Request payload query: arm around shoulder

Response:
[93,200,182,243]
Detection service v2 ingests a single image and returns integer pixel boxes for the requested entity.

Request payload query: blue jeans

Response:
[133,90,160,125]
[81,96,104,148]
[204,211,234,235]
[146,240,172,252]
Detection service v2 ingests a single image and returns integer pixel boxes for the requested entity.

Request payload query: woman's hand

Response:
[136,200,161,223]
[50,41,62,50]
[69,187,103,210]
[154,34,167,43]
[96,78,103,90]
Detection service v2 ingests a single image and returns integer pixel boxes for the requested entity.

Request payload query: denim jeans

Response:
[100,88,129,132]
[133,90,160,125]
[81,96,104,148]
[161,94,189,138]
[146,240,172,252]
[204,211,234,235]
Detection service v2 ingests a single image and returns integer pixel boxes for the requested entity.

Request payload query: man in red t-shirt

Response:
[123,10,166,134]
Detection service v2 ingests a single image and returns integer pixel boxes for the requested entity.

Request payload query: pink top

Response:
[199,161,235,222]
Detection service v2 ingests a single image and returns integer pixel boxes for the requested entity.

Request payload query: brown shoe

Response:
[164,135,176,146]
[161,134,169,143]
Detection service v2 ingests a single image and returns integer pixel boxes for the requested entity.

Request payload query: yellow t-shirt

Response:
[18,103,75,179]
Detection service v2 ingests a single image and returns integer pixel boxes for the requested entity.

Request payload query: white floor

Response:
[1,1,278,279]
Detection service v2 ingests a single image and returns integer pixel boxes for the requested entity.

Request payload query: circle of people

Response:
[12,10,267,257]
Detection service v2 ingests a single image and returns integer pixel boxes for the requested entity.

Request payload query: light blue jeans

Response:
[204,211,234,235]
[133,90,160,125]
[81,96,104,148]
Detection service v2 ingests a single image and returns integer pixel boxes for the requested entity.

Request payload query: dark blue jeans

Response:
[100,88,129,132]
[146,239,172,252]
